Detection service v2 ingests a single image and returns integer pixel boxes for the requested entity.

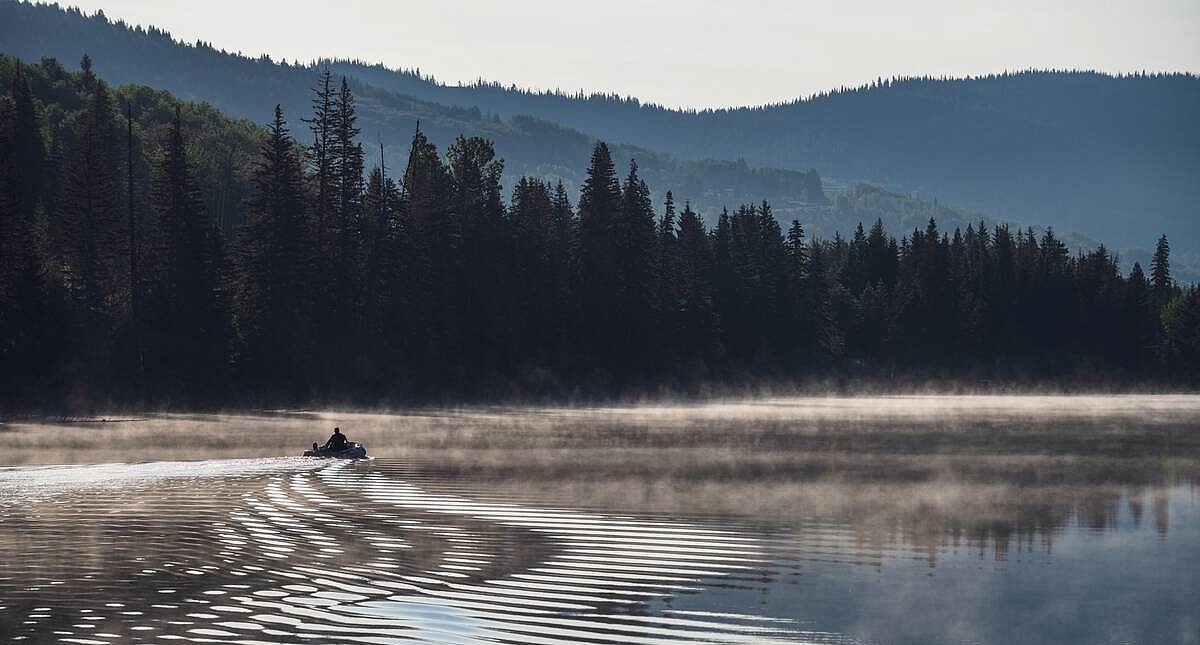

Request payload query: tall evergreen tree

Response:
[1151,234,1172,309]
[446,134,508,373]
[400,124,453,371]
[673,201,717,363]
[510,176,555,363]
[654,191,680,358]
[3,65,42,241]
[0,62,58,404]
[304,68,336,252]
[1122,262,1156,371]
[318,77,365,387]
[0,64,43,300]
[784,219,811,363]
[576,141,622,367]
[147,106,226,397]
[547,181,577,368]
[234,105,313,395]
[358,162,406,390]
[1161,287,1200,383]
[60,63,122,332]
[616,159,658,368]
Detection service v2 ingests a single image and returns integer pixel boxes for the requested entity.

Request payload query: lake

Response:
[1,395,1197,644]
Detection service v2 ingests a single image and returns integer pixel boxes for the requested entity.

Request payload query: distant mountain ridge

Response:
[325,62,1200,256]
[0,1,827,224]
[1,0,1196,271]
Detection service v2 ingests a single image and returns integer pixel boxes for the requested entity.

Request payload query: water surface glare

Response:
[1,396,1198,644]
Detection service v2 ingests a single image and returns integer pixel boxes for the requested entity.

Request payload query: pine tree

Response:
[401,124,453,371]
[235,105,313,393]
[304,68,336,255]
[804,240,844,361]
[148,105,226,396]
[1151,234,1172,309]
[755,200,788,362]
[674,201,716,362]
[657,191,676,241]
[547,181,577,367]
[718,202,787,365]
[333,78,363,225]
[319,78,365,386]
[654,191,679,358]
[4,65,41,239]
[865,218,895,289]
[577,141,621,291]
[616,159,658,368]
[1123,262,1156,371]
[359,162,405,389]
[784,219,810,363]
[1161,287,1200,383]
[1,64,43,301]
[60,68,123,327]
[446,135,508,370]
[510,177,554,363]
[0,65,41,401]
[576,141,622,367]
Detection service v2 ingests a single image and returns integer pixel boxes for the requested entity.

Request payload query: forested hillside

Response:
[6,0,1195,277]
[328,65,1200,262]
[2,57,1196,410]
[0,1,828,226]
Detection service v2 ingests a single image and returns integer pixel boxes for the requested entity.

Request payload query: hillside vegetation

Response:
[3,0,1197,271]
[2,57,1195,410]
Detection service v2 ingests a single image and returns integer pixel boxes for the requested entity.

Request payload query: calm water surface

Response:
[1,396,1197,644]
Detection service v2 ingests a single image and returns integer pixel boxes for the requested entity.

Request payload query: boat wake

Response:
[0,459,849,644]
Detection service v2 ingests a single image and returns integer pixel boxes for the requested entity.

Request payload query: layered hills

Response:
[1,1,1196,275]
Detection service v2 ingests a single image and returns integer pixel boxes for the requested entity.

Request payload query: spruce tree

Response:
[235,105,313,393]
[674,201,716,361]
[149,105,225,396]
[449,135,508,370]
[510,177,554,362]
[400,125,453,369]
[784,219,811,363]
[319,78,365,385]
[576,142,622,367]
[548,181,577,367]
[0,65,43,303]
[1151,234,1172,309]
[5,66,41,238]
[785,220,808,278]
[304,68,336,254]
[617,159,658,368]
[1161,287,1200,383]
[1122,262,1156,370]
[61,69,122,327]
[359,163,405,389]
[577,141,621,285]
[654,191,679,358]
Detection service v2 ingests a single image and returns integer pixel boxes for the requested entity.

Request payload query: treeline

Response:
[0,3,832,230]
[1,58,1198,409]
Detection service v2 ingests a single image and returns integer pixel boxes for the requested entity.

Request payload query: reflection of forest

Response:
[388,413,1198,563]
[3,400,1198,569]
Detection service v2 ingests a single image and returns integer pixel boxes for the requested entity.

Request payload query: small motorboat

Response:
[303,441,367,459]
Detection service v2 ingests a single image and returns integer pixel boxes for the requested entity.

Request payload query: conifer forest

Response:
[1,56,1197,409]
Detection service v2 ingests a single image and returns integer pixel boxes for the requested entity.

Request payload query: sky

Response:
[63,0,1200,109]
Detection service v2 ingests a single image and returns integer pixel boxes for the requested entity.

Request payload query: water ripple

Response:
[0,458,826,644]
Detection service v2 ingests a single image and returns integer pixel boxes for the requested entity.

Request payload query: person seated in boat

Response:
[323,427,349,451]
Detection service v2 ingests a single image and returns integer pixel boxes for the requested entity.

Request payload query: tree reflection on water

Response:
[1,396,1197,644]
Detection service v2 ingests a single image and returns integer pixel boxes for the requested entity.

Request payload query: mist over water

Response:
[1,396,1197,644]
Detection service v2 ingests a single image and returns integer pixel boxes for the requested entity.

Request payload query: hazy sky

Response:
[65,0,1200,109]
